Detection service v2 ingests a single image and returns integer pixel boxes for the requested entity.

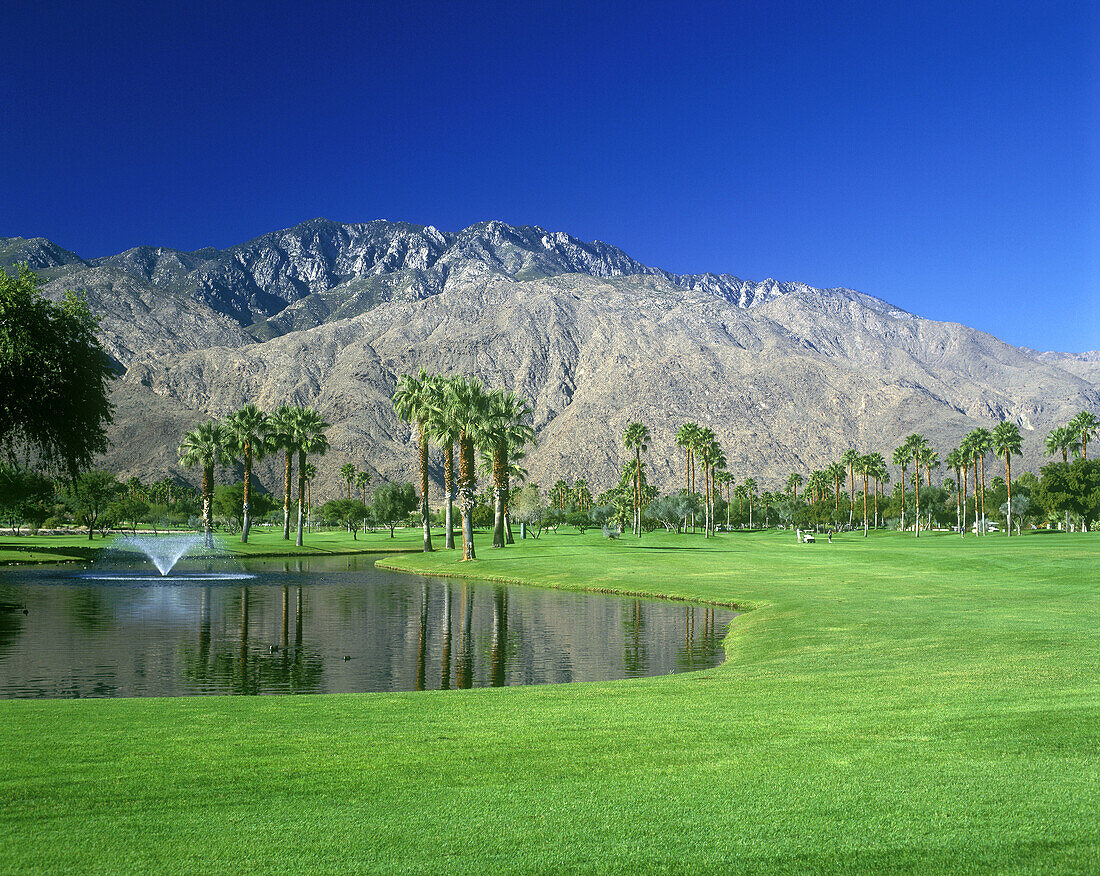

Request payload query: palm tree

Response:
[676,422,701,530]
[892,444,912,532]
[355,470,371,504]
[339,463,356,499]
[787,471,803,503]
[915,444,938,532]
[392,368,436,553]
[866,452,886,529]
[827,462,845,516]
[965,428,993,535]
[854,455,872,536]
[623,422,651,537]
[443,375,490,560]
[1069,410,1099,459]
[268,405,300,540]
[699,436,724,537]
[903,435,928,537]
[224,404,271,544]
[178,420,232,548]
[425,374,460,550]
[302,461,317,531]
[945,448,964,535]
[291,408,329,547]
[483,389,535,548]
[743,477,757,528]
[690,426,714,534]
[1044,425,1079,464]
[841,448,860,525]
[992,421,1023,535]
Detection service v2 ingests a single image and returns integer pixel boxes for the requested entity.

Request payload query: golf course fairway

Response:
[2,529,1097,873]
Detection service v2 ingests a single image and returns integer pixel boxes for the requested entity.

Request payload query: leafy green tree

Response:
[225,404,270,543]
[0,465,55,533]
[1037,460,1100,531]
[992,421,1023,536]
[214,482,275,531]
[179,420,232,547]
[0,266,114,477]
[320,498,368,538]
[68,469,121,540]
[372,481,418,537]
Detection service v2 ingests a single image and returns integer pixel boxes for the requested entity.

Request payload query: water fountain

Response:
[116,533,206,576]
[78,533,255,582]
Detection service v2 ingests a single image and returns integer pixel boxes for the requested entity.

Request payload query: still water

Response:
[0,555,734,698]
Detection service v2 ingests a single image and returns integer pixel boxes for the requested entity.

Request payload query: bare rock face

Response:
[5,222,1096,499]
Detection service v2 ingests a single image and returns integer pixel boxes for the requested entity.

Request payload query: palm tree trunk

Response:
[241,446,252,543]
[203,465,214,549]
[862,474,869,537]
[444,443,455,550]
[1005,452,1012,537]
[873,478,879,529]
[419,426,433,552]
[979,454,986,534]
[459,433,476,561]
[635,451,642,538]
[282,450,293,540]
[914,468,921,538]
[848,466,854,525]
[960,464,967,537]
[492,444,507,548]
[295,450,306,547]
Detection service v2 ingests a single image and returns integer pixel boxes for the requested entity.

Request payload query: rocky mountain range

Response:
[3,220,1096,500]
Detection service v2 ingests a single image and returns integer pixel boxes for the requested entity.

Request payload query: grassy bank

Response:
[0,527,430,565]
[2,529,1098,873]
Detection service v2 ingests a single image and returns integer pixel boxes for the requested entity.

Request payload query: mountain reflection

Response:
[0,557,735,699]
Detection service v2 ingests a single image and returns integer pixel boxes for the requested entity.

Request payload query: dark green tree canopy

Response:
[0,266,114,476]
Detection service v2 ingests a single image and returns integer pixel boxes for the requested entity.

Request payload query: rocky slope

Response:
[2,221,1095,499]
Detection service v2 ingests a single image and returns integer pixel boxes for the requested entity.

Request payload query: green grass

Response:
[2,529,1098,873]
[0,527,430,564]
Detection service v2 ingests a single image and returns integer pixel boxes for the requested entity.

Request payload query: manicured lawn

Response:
[2,529,1098,873]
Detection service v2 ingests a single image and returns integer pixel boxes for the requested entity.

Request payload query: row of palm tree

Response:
[391,371,535,559]
[177,404,329,548]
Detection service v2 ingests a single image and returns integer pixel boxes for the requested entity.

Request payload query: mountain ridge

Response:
[2,219,1095,497]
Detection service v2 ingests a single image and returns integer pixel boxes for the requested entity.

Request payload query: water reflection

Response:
[0,557,735,699]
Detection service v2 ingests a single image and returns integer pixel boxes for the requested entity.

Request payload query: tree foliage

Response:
[0,266,115,476]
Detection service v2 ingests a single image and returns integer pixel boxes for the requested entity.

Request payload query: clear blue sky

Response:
[3,0,1097,352]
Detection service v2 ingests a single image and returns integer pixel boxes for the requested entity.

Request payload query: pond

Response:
[0,555,735,698]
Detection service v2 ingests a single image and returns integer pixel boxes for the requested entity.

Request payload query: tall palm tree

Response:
[903,435,929,537]
[892,444,912,532]
[743,477,757,529]
[291,408,329,547]
[855,454,872,536]
[923,448,940,488]
[965,428,993,535]
[623,422,651,537]
[1044,425,1078,464]
[866,452,886,529]
[699,436,724,537]
[178,419,232,548]
[992,421,1023,536]
[392,368,435,553]
[676,422,701,530]
[1069,410,1099,459]
[787,471,803,502]
[483,389,535,548]
[444,375,490,560]
[339,463,356,499]
[690,426,714,534]
[224,404,270,544]
[425,373,460,550]
[302,461,317,532]
[827,462,845,516]
[841,448,860,525]
[355,470,371,504]
[268,404,300,541]
[945,448,964,535]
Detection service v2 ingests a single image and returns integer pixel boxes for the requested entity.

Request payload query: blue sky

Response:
[3,1,1097,351]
